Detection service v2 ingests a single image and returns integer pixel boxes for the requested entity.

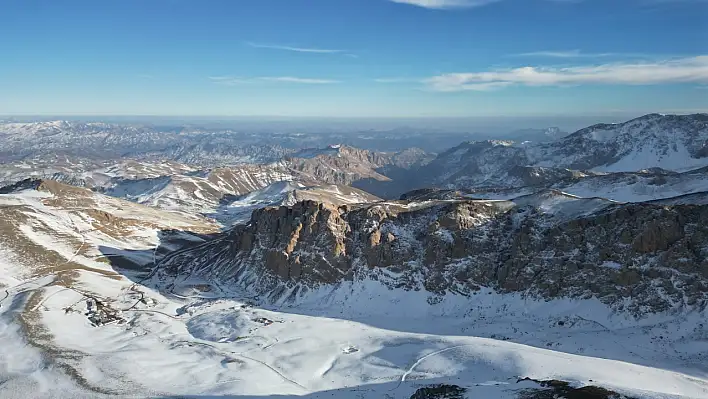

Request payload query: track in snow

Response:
[393,344,481,390]
[238,353,308,391]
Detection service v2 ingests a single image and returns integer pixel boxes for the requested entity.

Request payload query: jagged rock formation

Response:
[159,191,708,316]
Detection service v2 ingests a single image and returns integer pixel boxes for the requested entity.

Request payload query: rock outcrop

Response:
[285,145,431,186]
[159,192,708,316]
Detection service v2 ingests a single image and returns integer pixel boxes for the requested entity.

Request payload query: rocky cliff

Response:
[158,191,708,317]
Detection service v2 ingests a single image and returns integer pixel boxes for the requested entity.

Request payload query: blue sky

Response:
[1,0,706,117]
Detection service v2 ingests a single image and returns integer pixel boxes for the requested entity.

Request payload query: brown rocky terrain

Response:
[159,191,708,316]
[284,145,431,186]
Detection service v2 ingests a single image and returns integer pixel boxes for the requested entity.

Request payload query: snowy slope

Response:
[0,153,395,225]
[415,167,708,205]
[396,114,708,198]
[2,247,708,398]
[531,113,708,172]
[216,181,381,225]
[551,167,708,202]
[511,189,617,220]
[1,182,708,398]
[103,164,298,224]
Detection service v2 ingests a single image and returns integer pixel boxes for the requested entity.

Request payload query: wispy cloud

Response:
[426,55,708,91]
[514,50,616,58]
[210,76,339,85]
[512,50,675,59]
[246,42,344,54]
[390,0,708,9]
[389,0,501,8]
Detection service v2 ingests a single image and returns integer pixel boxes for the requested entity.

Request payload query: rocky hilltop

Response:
[285,145,431,186]
[159,191,708,316]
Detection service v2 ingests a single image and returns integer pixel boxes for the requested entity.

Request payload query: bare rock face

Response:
[160,195,708,316]
[225,200,350,283]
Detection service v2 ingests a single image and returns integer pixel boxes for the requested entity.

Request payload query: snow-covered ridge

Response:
[159,188,708,319]
[531,113,708,171]
[354,114,708,200]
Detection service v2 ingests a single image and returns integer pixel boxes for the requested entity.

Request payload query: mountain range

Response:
[1,113,708,399]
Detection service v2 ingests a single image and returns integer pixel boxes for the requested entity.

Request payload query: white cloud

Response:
[210,76,339,85]
[426,56,708,91]
[246,42,344,54]
[389,0,501,8]
[390,0,708,9]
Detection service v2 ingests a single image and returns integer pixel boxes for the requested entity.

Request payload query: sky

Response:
[1,0,707,118]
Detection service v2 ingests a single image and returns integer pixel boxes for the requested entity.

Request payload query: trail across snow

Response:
[400,344,481,385]
[4,270,703,399]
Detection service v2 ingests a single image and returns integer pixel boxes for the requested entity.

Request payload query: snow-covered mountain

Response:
[356,114,708,200]
[0,120,294,166]
[0,145,430,227]
[0,147,420,226]
[157,190,708,315]
[102,164,300,223]
[0,145,385,213]
[143,190,708,398]
[0,121,440,167]
[531,113,708,172]
[203,181,381,225]
[4,113,708,398]
[3,178,707,398]
[396,166,708,206]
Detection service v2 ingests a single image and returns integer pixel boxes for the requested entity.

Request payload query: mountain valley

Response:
[2,114,708,398]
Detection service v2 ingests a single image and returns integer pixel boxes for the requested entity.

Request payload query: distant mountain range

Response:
[0,119,569,165]
[2,113,708,218]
